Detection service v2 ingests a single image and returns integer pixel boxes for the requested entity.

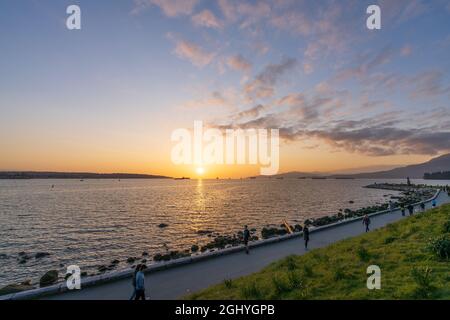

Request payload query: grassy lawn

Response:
[188,204,450,300]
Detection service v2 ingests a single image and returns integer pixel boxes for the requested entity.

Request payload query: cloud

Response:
[132,0,198,17]
[180,91,230,110]
[270,11,314,36]
[227,55,252,72]
[334,46,397,82]
[170,37,215,67]
[244,57,296,99]
[379,0,428,24]
[218,0,237,22]
[401,45,413,56]
[232,104,266,121]
[303,63,314,75]
[410,71,450,98]
[299,125,450,156]
[191,9,223,29]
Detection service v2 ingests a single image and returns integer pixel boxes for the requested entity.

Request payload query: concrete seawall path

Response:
[36,190,450,300]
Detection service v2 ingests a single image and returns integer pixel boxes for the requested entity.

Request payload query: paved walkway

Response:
[48,190,450,300]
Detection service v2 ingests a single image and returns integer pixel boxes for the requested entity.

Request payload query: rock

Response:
[141,259,147,263]
[81,272,88,277]
[142,251,148,256]
[98,265,108,272]
[64,273,72,280]
[35,252,50,259]
[21,279,32,286]
[158,223,168,228]
[0,253,7,259]
[18,251,27,256]
[349,200,354,204]
[261,227,287,239]
[191,245,199,252]
[0,283,34,295]
[111,259,120,265]
[39,270,58,287]
[127,257,136,263]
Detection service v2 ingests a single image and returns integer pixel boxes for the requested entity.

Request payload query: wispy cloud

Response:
[191,9,223,29]
[244,57,297,100]
[227,54,252,73]
[410,70,450,99]
[169,36,215,67]
[132,0,198,16]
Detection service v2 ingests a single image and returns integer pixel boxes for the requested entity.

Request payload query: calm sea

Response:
[0,178,448,286]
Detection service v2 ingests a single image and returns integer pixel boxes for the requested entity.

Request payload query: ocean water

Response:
[0,178,448,287]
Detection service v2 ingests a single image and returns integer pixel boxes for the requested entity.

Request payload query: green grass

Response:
[187,204,450,300]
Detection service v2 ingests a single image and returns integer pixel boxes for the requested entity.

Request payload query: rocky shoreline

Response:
[0,183,439,296]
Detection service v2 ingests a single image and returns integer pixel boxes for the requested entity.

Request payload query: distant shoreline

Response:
[0,172,171,180]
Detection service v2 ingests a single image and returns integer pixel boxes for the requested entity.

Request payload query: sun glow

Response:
[196,167,205,176]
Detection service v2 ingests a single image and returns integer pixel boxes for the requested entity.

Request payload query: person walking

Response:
[303,224,310,250]
[129,264,141,300]
[134,265,146,300]
[243,225,250,254]
[420,202,425,212]
[400,204,406,216]
[362,214,371,232]
[432,199,437,208]
[407,204,414,216]
[389,201,395,213]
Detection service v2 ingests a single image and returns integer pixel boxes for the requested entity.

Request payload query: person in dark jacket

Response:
[400,204,406,216]
[129,264,141,300]
[134,265,146,300]
[407,204,414,216]
[362,214,371,232]
[243,225,250,254]
[420,202,425,212]
[303,225,310,249]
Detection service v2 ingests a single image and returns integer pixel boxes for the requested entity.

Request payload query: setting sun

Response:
[196,167,205,176]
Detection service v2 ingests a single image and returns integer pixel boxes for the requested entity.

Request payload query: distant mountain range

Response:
[264,153,450,179]
[0,172,171,179]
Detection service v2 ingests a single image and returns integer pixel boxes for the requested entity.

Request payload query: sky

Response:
[0,0,450,178]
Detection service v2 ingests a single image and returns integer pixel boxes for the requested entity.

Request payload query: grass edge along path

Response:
[188,204,450,300]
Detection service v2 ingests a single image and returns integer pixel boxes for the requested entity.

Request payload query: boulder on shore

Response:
[39,270,58,287]
[35,252,50,259]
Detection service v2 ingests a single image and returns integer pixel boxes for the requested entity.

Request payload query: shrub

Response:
[223,279,233,289]
[240,281,263,299]
[357,247,371,262]
[302,264,314,277]
[284,256,298,271]
[287,271,303,290]
[271,275,290,296]
[427,235,450,260]
[410,266,437,299]
[333,267,347,281]
[384,236,397,244]
[443,220,450,233]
